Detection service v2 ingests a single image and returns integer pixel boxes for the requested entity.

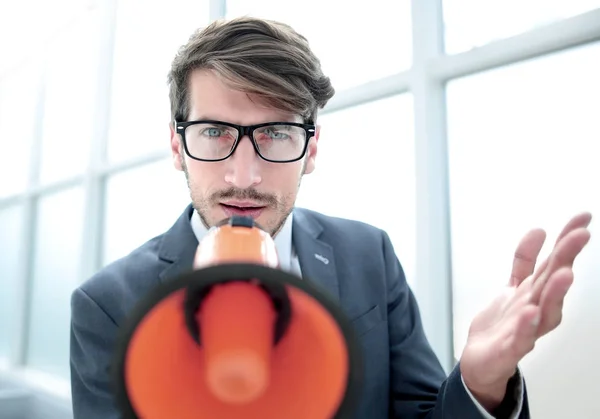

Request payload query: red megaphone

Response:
[112,215,362,419]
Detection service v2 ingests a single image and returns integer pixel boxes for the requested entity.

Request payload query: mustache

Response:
[212,187,277,205]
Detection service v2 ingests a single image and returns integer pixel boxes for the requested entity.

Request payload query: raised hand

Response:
[460,212,593,412]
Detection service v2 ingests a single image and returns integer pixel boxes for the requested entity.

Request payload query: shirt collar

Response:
[190,210,295,271]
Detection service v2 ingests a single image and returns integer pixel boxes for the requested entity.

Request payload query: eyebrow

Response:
[187,118,305,126]
[190,114,303,124]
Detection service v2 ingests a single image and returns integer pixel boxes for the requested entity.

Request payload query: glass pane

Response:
[26,186,85,378]
[0,0,89,75]
[443,0,600,54]
[38,9,102,184]
[103,159,191,266]
[0,205,25,359]
[226,0,412,92]
[106,0,210,163]
[0,65,41,198]
[447,42,600,418]
[296,95,416,287]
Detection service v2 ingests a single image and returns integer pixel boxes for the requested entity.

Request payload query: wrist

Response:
[465,380,509,412]
[461,366,519,413]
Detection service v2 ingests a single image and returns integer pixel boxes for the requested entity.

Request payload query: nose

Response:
[224,135,262,189]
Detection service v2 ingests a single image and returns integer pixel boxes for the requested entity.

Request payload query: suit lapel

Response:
[292,209,340,303]
[158,204,199,283]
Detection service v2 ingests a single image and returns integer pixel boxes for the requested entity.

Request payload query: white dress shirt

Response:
[190,210,523,418]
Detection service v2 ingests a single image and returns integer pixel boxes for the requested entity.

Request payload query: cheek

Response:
[186,160,222,190]
[265,164,303,195]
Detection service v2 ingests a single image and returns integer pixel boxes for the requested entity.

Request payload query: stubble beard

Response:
[181,157,303,237]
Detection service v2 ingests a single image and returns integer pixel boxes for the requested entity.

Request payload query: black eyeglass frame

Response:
[175,119,317,163]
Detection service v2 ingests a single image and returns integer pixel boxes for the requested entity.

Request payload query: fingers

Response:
[501,270,574,361]
[531,227,591,303]
[546,228,591,270]
[536,267,574,337]
[532,212,593,278]
[501,276,533,314]
[510,228,546,287]
[555,212,593,244]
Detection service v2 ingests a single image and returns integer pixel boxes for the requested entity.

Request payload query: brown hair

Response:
[167,16,334,125]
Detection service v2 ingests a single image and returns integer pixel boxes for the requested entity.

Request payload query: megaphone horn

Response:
[112,215,363,419]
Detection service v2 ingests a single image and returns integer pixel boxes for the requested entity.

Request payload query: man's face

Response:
[170,69,319,236]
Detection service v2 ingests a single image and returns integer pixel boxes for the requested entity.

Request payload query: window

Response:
[226,0,412,92]
[443,0,600,54]
[0,65,41,198]
[447,42,600,418]
[26,187,85,378]
[106,0,210,163]
[102,159,191,266]
[295,95,416,287]
[0,205,25,360]
[38,9,103,185]
[0,0,89,76]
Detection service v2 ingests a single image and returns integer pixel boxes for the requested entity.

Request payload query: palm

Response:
[460,212,593,399]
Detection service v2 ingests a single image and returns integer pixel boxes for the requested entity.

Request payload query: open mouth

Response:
[219,204,266,219]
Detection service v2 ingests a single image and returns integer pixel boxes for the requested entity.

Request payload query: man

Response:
[70,17,592,419]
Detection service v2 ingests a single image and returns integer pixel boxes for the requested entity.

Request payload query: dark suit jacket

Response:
[70,204,529,418]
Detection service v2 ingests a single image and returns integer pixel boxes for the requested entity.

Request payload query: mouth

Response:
[219,203,267,219]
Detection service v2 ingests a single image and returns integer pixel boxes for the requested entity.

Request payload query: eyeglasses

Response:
[175,120,316,163]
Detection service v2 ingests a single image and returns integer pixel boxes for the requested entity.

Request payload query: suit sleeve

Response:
[70,287,122,419]
[462,369,526,419]
[382,231,530,419]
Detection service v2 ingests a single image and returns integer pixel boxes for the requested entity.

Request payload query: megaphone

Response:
[112,215,362,419]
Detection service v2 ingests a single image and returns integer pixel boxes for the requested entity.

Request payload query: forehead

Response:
[187,69,302,125]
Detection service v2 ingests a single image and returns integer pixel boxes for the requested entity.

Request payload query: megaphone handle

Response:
[199,281,275,404]
[183,278,291,346]
[182,275,292,404]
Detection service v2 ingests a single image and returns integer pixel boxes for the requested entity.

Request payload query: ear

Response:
[303,125,320,175]
[170,122,184,171]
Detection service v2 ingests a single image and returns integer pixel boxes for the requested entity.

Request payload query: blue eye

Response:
[206,128,222,137]
[263,128,289,140]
